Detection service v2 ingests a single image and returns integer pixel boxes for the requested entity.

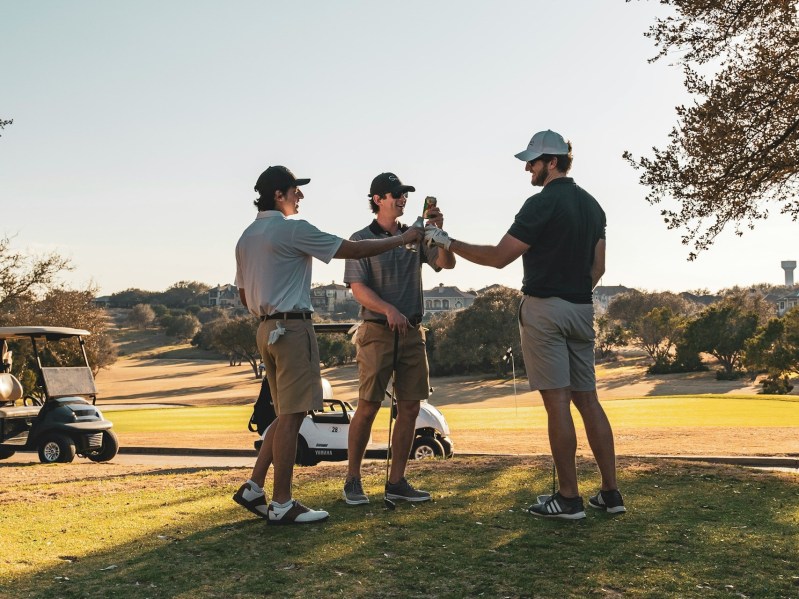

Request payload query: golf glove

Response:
[425,227,452,251]
[268,322,286,345]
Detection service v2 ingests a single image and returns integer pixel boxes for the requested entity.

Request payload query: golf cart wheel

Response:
[38,434,76,464]
[87,430,119,463]
[0,446,16,460]
[412,436,444,460]
[439,438,454,459]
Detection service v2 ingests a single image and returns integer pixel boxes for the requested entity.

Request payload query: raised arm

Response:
[448,233,529,269]
[333,228,421,260]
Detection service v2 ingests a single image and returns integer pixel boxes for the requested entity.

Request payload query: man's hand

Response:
[385,305,411,334]
[401,226,422,245]
[425,226,452,251]
[425,205,444,229]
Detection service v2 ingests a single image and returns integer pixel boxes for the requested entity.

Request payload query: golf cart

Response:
[250,323,454,466]
[0,326,119,464]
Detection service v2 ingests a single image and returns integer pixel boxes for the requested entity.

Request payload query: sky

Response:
[2,1,797,297]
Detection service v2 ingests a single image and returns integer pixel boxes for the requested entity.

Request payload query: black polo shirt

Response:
[507,177,606,304]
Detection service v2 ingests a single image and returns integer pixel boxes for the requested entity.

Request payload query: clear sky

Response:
[2,1,797,297]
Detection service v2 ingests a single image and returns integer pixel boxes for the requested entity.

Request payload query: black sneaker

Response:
[588,489,626,513]
[233,481,269,519]
[343,477,369,505]
[385,477,431,502]
[527,491,586,520]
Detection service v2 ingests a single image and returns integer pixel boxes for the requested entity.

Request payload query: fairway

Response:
[108,395,799,433]
[105,395,799,457]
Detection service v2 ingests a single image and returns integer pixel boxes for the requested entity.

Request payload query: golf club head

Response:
[384,497,396,510]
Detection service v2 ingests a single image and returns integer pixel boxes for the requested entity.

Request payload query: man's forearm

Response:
[449,239,512,268]
[335,234,406,260]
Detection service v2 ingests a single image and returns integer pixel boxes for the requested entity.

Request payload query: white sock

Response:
[246,479,264,494]
[271,499,293,511]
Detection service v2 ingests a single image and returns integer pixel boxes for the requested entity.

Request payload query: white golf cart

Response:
[251,323,454,466]
[0,326,118,464]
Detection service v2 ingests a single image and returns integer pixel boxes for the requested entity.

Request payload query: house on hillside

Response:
[776,289,799,316]
[92,296,112,308]
[423,284,475,317]
[208,284,243,308]
[311,283,355,314]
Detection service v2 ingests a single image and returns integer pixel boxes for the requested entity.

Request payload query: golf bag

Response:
[248,376,277,435]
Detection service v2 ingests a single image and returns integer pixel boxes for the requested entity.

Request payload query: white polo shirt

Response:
[235,211,343,318]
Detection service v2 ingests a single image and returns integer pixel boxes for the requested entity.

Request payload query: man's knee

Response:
[396,400,421,420]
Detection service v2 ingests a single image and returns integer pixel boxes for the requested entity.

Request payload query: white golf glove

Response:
[424,226,452,251]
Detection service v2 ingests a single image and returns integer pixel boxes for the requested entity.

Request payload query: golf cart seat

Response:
[0,372,39,417]
[40,367,97,399]
[0,372,23,404]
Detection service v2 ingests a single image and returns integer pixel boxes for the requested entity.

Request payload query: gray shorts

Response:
[518,296,596,392]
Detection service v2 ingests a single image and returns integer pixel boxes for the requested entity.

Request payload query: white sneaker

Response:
[233,481,269,518]
[268,499,329,525]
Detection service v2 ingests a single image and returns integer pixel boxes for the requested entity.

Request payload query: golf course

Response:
[1,344,797,598]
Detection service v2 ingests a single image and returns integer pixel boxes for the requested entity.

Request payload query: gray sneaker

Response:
[385,477,431,502]
[343,477,369,505]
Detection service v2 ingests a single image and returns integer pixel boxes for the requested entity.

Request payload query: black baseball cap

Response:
[368,172,416,197]
[254,165,310,195]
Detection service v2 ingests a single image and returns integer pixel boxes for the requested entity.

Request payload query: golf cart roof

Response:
[0,327,91,341]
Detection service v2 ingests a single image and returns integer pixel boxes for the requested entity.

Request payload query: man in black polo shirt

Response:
[425,131,625,519]
[342,172,455,505]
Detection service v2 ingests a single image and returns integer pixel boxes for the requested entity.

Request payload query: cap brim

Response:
[294,178,310,186]
[395,185,415,193]
[514,150,540,162]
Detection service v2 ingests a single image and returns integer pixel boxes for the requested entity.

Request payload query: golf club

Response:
[383,328,400,510]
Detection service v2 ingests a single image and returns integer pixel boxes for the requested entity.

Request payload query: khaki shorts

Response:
[355,321,430,403]
[518,296,596,392]
[256,320,323,415]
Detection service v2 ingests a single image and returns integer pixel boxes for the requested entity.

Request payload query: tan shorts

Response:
[256,320,323,415]
[354,321,430,403]
[518,296,596,392]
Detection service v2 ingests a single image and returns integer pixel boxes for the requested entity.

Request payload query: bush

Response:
[760,376,794,395]
[715,369,744,381]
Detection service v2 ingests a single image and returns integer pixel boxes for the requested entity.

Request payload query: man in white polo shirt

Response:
[233,165,421,525]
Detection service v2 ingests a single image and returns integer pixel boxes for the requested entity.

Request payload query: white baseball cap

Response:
[514,130,570,162]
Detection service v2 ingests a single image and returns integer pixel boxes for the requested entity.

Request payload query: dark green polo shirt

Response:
[507,177,606,304]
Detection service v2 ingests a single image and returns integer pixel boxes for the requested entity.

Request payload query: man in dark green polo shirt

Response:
[425,130,625,520]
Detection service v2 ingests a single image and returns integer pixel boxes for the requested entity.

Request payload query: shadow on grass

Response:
[3,457,798,598]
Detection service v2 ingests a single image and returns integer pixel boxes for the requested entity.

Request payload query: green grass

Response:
[1,457,797,598]
[107,395,799,434]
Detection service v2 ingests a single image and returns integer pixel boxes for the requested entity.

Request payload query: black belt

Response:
[364,317,422,327]
[260,312,313,321]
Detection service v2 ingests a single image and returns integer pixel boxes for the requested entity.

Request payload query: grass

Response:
[106,395,799,435]
[0,456,797,598]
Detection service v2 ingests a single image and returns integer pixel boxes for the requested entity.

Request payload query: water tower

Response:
[782,261,797,286]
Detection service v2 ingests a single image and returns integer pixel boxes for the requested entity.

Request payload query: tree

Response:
[679,301,760,378]
[163,314,201,341]
[744,307,799,394]
[317,333,355,367]
[637,306,685,372]
[110,288,156,308]
[625,1,799,258]
[128,304,156,329]
[428,286,522,376]
[196,316,261,377]
[0,234,72,314]
[4,288,118,394]
[607,290,698,329]
[594,315,629,361]
[155,281,210,309]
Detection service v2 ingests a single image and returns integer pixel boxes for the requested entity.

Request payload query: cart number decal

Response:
[331,426,339,433]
